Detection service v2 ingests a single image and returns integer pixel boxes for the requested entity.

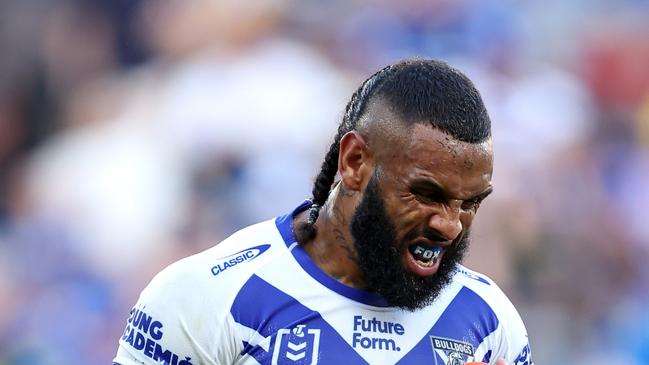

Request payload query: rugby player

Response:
[114,59,533,365]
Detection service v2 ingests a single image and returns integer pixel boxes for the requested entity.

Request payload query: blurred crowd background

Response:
[1,0,649,364]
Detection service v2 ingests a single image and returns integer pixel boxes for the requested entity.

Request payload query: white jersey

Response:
[114,201,534,365]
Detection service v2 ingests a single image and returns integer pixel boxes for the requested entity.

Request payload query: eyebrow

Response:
[412,179,493,202]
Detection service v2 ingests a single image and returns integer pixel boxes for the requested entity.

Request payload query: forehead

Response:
[381,124,493,199]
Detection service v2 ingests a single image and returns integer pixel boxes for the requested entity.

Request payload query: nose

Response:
[427,205,463,242]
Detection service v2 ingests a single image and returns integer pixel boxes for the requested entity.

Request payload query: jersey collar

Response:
[275,200,390,307]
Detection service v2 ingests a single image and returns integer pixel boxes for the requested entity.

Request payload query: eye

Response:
[461,198,482,211]
[414,190,445,205]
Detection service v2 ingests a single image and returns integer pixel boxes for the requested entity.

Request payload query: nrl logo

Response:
[272,325,321,365]
[429,336,474,365]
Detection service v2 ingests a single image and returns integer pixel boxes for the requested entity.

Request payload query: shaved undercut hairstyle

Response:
[297,58,491,242]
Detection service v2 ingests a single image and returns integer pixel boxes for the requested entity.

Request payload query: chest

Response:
[229,274,498,365]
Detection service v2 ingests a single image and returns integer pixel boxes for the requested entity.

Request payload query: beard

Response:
[349,173,470,311]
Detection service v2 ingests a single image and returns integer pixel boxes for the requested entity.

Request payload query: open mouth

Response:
[405,242,444,276]
[409,243,442,265]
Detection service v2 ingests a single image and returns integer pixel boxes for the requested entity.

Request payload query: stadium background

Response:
[1,0,649,364]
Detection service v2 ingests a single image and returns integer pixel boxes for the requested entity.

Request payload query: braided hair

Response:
[296,58,491,243]
[296,64,393,242]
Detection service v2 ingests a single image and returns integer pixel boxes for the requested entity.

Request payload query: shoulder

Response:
[451,265,533,364]
[146,217,289,302]
[452,265,524,327]
[453,266,512,307]
[114,218,291,364]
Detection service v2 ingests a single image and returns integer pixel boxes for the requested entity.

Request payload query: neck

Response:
[294,183,367,289]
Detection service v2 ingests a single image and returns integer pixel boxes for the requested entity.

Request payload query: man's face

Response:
[350,125,493,310]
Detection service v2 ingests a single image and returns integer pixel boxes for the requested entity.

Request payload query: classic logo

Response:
[430,336,474,365]
[211,244,270,276]
[272,325,321,365]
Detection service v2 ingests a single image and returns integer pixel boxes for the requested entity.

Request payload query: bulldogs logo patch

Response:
[430,336,475,365]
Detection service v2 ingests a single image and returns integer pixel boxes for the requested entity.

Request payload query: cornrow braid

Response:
[296,65,394,243]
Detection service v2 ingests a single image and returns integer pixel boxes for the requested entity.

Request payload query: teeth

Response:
[416,259,436,267]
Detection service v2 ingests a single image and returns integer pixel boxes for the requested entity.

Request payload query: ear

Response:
[338,131,373,191]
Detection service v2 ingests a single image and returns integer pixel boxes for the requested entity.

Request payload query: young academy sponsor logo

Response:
[430,336,475,365]
[121,307,193,365]
[352,315,404,352]
[272,325,321,365]
[211,244,270,276]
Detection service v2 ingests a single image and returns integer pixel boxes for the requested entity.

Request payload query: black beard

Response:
[350,174,470,311]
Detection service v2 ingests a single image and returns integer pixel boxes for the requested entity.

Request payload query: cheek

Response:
[459,211,475,229]
[393,193,423,218]
[382,178,417,213]
[380,178,428,233]
[397,197,439,237]
[397,192,420,211]
[384,193,423,232]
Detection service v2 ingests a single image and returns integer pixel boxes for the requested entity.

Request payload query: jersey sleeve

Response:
[495,299,534,365]
[480,291,534,365]
[459,267,534,365]
[113,255,242,365]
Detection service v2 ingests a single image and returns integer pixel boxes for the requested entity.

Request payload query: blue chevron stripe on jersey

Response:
[231,274,369,364]
[396,286,499,364]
